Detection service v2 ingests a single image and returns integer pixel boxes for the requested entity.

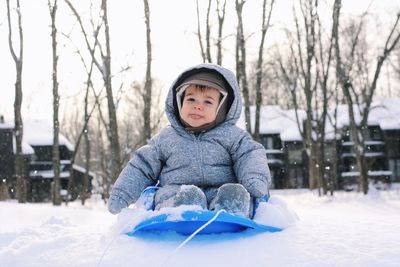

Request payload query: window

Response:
[368,157,387,171]
[342,126,383,141]
[32,145,72,161]
[385,130,400,157]
[285,142,304,165]
[343,157,358,172]
[324,142,337,162]
[389,159,400,181]
[365,144,385,153]
[259,134,282,150]
[342,127,351,142]
[363,126,382,141]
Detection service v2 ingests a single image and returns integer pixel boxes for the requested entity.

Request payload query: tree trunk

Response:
[333,0,400,194]
[216,0,226,65]
[235,0,251,133]
[205,0,212,63]
[195,0,206,62]
[101,0,121,183]
[7,0,26,203]
[82,113,90,205]
[49,0,61,205]
[254,0,274,141]
[143,0,153,142]
[81,66,91,205]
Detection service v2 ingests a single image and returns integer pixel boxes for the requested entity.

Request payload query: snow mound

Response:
[112,197,297,237]
[113,205,204,235]
[253,196,299,228]
[41,216,72,227]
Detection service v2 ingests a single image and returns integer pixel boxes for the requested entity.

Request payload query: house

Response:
[0,117,93,202]
[237,106,308,189]
[237,97,400,190]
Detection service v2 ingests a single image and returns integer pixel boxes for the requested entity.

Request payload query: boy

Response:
[108,63,270,218]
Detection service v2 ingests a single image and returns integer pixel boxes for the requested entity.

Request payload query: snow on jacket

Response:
[108,63,271,214]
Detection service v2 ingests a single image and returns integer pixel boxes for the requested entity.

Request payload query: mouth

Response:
[188,114,203,120]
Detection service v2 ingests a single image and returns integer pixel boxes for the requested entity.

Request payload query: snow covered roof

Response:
[237,97,400,141]
[13,138,35,155]
[1,120,34,154]
[23,119,74,151]
[0,121,13,129]
[237,106,306,141]
[3,118,75,154]
[333,97,400,130]
[72,164,96,178]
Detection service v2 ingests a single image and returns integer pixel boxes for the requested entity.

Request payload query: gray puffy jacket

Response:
[108,63,270,214]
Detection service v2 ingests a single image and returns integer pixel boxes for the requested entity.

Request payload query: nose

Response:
[193,103,203,111]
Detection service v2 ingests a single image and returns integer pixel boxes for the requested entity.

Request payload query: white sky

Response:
[0,0,399,122]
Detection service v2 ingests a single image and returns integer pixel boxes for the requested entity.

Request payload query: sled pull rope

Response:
[160,209,226,267]
[96,213,142,267]
[97,186,160,267]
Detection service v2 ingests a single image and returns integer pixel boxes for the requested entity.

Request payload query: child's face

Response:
[180,85,221,128]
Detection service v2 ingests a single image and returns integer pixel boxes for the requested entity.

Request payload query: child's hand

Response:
[107,195,129,214]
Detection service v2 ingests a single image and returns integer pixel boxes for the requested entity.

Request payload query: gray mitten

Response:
[107,195,129,214]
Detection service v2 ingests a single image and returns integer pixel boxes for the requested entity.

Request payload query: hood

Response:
[165,63,242,133]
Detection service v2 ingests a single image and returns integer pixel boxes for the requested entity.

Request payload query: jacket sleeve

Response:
[230,130,271,198]
[108,134,164,214]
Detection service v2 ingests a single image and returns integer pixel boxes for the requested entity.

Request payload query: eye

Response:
[205,100,214,105]
[185,97,195,102]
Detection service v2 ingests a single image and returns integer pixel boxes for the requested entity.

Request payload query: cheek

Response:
[180,103,189,114]
[207,109,217,118]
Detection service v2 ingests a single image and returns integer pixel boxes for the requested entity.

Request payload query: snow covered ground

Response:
[1,187,400,267]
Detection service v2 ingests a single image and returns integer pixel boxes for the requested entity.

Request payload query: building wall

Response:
[384,129,400,182]
[0,128,14,180]
[259,124,398,190]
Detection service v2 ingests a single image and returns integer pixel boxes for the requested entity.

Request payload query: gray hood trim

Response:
[165,63,242,134]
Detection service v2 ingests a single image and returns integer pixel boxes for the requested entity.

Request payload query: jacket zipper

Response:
[192,134,205,186]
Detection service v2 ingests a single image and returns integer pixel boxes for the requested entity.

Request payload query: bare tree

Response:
[236,0,251,133]
[196,0,207,62]
[61,10,110,203]
[275,0,319,190]
[143,0,153,142]
[333,0,400,194]
[390,48,400,94]
[254,0,275,141]
[205,0,212,62]
[100,0,121,185]
[195,0,227,65]
[6,0,26,203]
[75,56,97,205]
[196,0,213,63]
[275,0,337,193]
[314,3,336,194]
[120,80,165,164]
[65,0,121,190]
[216,0,227,65]
[48,0,62,205]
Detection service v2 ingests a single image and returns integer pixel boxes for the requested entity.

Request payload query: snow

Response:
[2,119,75,154]
[334,97,400,130]
[23,119,74,151]
[1,188,400,267]
[342,171,393,177]
[29,170,71,179]
[237,106,306,141]
[0,122,13,129]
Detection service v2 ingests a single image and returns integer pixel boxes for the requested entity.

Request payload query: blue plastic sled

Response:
[127,186,282,236]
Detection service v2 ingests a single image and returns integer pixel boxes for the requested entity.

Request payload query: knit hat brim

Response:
[178,72,228,94]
